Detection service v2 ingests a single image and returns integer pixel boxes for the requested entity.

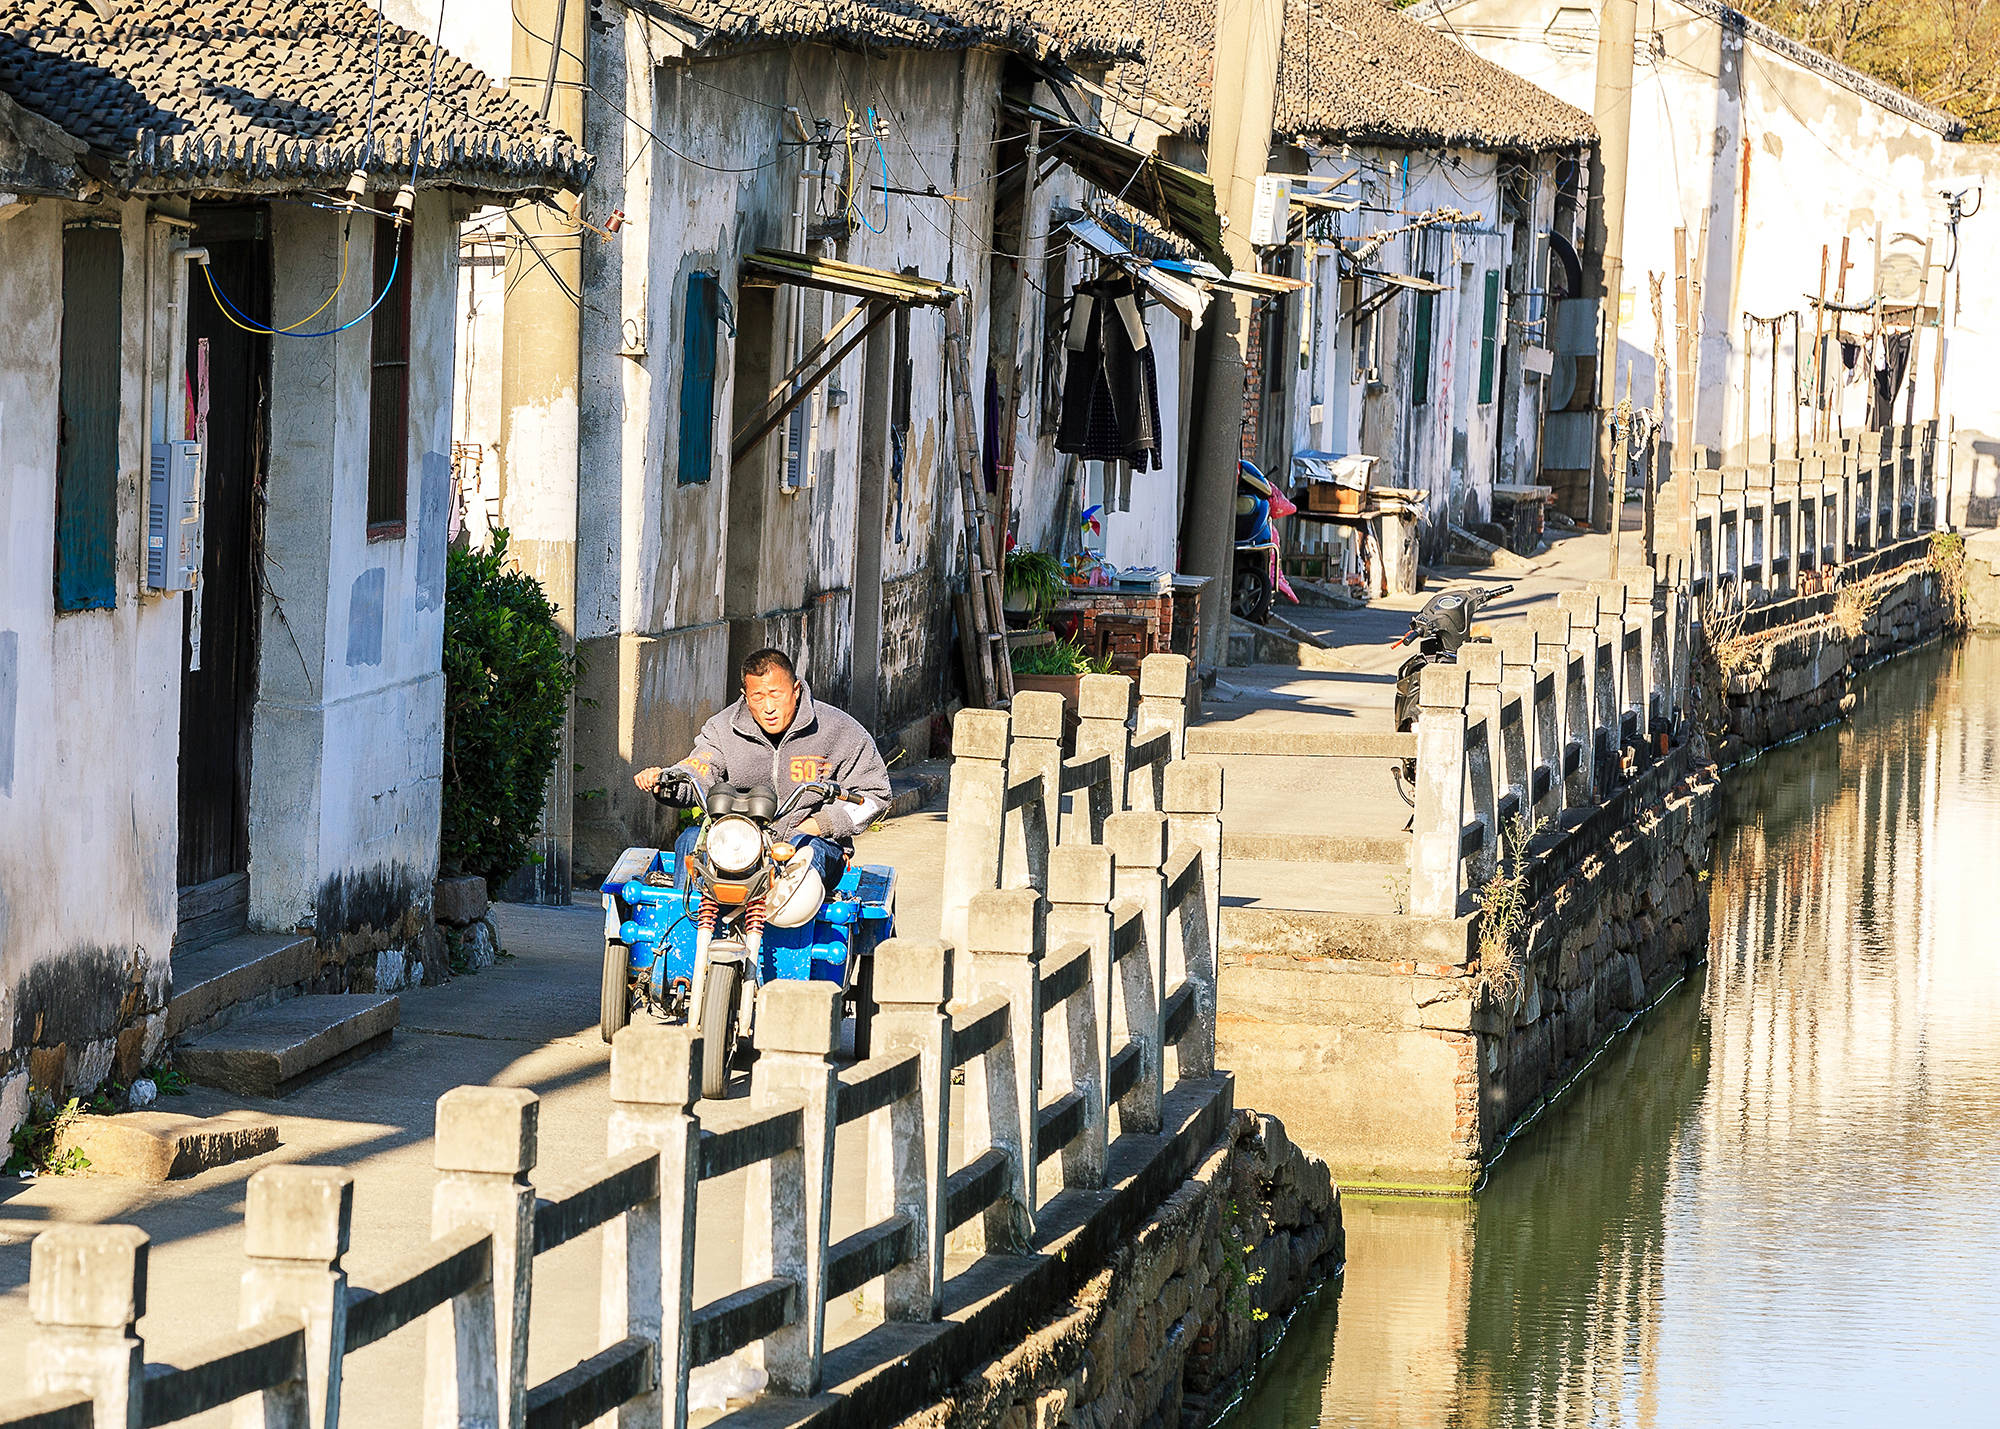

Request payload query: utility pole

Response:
[1184,0,1284,669]
[500,0,586,903]
[1586,0,1639,538]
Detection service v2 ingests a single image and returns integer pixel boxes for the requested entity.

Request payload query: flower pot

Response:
[1010,671,1085,724]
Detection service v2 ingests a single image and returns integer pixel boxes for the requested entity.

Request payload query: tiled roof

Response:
[1107,0,1594,151]
[631,0,1144,64]
[0,0,590,196]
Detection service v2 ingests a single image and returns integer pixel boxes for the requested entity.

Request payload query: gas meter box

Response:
[1249,175,1293,248]
[148,440,202,591]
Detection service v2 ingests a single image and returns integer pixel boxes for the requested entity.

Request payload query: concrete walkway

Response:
[1199,528,1619,915]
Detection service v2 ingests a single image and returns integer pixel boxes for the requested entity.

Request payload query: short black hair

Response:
[740,648,796,683]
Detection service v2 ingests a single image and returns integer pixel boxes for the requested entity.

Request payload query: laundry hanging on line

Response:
[1055,274,1165,471]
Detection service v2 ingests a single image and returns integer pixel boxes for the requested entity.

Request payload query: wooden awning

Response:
[1006,97,1228,271]
[740,249,958,306]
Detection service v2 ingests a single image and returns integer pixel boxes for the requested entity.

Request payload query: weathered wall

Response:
[566,27,1005,876]
[1420,0,1974,470]
[1218,751,1719,1192]
[1966,530,2000,630]
[893,1112,1343,1429]
[1709,545,1952,759]
[249,195,455,987]
[0,197,177,1137]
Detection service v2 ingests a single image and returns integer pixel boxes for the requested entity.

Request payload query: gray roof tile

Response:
[0,0,590,195]
[1108,0,1594,152]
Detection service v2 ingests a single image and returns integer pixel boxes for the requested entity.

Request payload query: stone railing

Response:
[1678,421,1944,604]
[1191,573,1693,920]
[2,658,1226,1429]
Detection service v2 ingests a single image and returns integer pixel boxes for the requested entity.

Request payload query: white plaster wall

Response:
[0,198,178,1109]
[1424,0,1967,467]
[250,195,452,934]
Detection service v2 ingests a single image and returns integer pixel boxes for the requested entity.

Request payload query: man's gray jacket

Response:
[669,683,892,844]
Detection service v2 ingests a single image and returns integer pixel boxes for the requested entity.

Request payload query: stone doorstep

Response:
[176,995,400,1100]
[885,761,949,820]
[165,932,320,1040]
[703,1078,1237,1429]
[52,1110,280,1183]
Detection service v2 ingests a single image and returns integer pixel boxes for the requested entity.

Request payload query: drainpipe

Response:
[1186,0,1284,670]
[1587,0,1639,545]
[500,0,586,903]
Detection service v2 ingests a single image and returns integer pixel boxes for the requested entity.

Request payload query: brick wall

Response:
[1241,303,1265,464]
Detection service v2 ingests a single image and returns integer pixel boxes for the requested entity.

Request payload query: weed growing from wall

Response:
[1476,811,1546,1006]
[1929,531,1968,631]
[5,1096,90,1176]
[441,530,578,883]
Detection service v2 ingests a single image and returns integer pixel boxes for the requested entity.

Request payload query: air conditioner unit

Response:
[148,440,202,591]
[1249,176,1293,248]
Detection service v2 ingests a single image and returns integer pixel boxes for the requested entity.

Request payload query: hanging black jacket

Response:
[1056,275,1164,470]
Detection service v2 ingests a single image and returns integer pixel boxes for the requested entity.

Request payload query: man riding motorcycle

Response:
[632,648,892,915]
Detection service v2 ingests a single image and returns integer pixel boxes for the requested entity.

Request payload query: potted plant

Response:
[1003,547,1068,622]
[1010,636,1112,720]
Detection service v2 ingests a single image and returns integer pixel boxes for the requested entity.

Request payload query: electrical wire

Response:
[202,0,450,339]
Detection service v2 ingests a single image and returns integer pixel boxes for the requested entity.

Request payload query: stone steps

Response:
[177,995,400,1099]
[166,931,319,1040]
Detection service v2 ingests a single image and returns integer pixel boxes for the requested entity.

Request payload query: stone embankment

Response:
[896,1112,1342,1429]
[1712,538,1955,760]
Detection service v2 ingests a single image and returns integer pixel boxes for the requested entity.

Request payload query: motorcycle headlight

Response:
[704,816,764,877]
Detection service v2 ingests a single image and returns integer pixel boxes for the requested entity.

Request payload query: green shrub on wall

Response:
[441,530,577,883]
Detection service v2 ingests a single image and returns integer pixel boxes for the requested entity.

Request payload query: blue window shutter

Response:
[678,272,718,486]
[55,225,123,611]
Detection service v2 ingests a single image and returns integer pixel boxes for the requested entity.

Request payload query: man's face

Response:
[743,668,802,736]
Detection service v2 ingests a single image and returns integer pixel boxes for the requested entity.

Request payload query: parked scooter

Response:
[1232,460,1298,625]
[598,777,896,1098]
[1390,582,1514,805]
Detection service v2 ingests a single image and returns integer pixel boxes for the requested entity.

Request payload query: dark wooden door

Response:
[177,207,269,901]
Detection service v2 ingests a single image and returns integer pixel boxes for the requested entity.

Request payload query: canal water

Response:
[1231,634,2000,1427]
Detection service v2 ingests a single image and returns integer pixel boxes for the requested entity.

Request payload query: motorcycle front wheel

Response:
[600,940,631,1044]
[699,962,742,1100]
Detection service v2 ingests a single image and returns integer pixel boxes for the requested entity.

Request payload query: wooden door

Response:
[177,206,269,917]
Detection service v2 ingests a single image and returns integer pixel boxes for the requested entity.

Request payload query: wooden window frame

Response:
[1410,275,1436,408]
[1477,268,1501,405]
[367,216,413,540]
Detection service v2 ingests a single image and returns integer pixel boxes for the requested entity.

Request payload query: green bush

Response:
[441,531,577,883]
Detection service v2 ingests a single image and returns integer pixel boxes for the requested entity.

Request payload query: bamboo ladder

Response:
[943,300,1014,706]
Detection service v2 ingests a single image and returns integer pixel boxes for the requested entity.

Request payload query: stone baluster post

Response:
[1045,845,1113,1187]
[746,981,841,1394]
[939,707,1011,954]
[1461,644,1511,835]
[1627,568,1666,744]
[1163,760,1222,1078]
[1004,691,1063,894]
[868,940,953,1320]
[1105,811,1168,1130]
[1532,606,1586,808]
[1409,664,1470,918]
[27,1225,148,1429]
[600,1025,701,1429]
[1074,673,1134,823]
[1557,591,1604,801]
[1501,625,1553,822]
[957,888,1044,1250]
[240,1167,353,1429]
[427,1087,536,1429]
[1131,654,1191,813]
[1495,632,1539,830]
[1594,579,1644,745]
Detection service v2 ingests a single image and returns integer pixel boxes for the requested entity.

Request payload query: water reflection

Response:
[1231,636,2000,1427]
